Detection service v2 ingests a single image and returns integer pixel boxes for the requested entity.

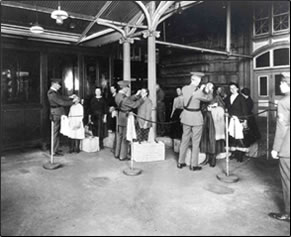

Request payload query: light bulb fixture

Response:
[30,2,44,34]
[177,2,183,14]
[51,1,68,25]
[30,24,44,34]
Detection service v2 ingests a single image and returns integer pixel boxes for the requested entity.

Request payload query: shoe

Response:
[200,157,209,166]
[268,213,290,222]
[177,163,187,169]
[53,152,64,157]
[190,166,202,171]
[119,157,130,161]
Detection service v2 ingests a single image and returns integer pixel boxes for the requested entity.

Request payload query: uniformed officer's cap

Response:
[281,72,290,85]
[117,80,130,88]
[190,72,205,77]
[51,78,62,85]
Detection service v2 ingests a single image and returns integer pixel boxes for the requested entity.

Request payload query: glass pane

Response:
[273,15,289,31]
[1,49,40,104]
[259,76,268,96]
[274,48,290,66]
[273,2,290,15]
[48,53,78,97]
[256,52,270,68]
[275,74,284,96]
[255,19,269,35]
[255,5,269,19]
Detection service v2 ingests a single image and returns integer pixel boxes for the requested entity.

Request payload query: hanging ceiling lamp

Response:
[30,2,44,34]
[51,1,68,25]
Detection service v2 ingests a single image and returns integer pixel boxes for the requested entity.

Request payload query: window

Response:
[254,4,270,35]
[259,76,268,96]
[273,2,290,32]
[256,52,270,68]
[275,74,284,96]
[48,53,78,97]
[274,48,290,66]
[1,49,40,104]
[254,2,290,36]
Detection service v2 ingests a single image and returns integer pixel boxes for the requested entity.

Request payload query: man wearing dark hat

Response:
[115,81,147,160]
[269,72,290,222]
[47,79,74,156]
[177,72,213,171]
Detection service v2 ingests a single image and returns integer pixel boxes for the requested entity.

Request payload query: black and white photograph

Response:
[0,0,290,236]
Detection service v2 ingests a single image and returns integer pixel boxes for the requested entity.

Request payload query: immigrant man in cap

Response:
[177,72,214,171]
[114,81,147,160]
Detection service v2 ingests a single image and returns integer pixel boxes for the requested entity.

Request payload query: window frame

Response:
[258,75,269,97]
[254,47,290,70]
[272,2,290,34]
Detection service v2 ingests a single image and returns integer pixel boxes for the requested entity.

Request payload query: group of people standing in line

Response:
[47,72,289,223]
[171,72,261,170]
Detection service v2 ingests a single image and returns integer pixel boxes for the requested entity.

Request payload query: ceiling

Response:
[1,1,201,47]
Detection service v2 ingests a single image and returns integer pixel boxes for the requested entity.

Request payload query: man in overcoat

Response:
[269,72,290,222]
[178,72,213,171]
[47,79,74,156]
[114,81,146,160]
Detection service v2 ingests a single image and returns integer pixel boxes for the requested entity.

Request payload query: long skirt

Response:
[171,109,183,139]
[136,124,150,142]
[244,115,261,147]
[200,111,226,155]
[92,113,108,147]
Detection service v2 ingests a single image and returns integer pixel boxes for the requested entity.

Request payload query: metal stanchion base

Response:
[216,173,239,183]
[43,162,62,170]
[123,167,143,176]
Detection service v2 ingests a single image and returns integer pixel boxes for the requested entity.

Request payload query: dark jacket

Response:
[115,92,144,127]
[225,94,248,120]
[47,89,73,119]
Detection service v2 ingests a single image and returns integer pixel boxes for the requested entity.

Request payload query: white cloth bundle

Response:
[68,103,85,139]
[211,106,225,140]
[229,116,244,139]
[126,113,137,142]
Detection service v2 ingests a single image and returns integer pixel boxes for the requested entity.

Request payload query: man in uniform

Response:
[115,81,147,160]
[177,72,213,171]
[269,72,290,222]
[47,79,74,156]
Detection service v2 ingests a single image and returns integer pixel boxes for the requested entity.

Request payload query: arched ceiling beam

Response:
[135,1,152,29]
[77,1,112,44]
[96,20,126,38]
[152,1,175,30]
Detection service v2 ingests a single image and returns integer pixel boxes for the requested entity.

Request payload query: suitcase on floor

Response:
[132,142,165,162]
[80,137,100,152]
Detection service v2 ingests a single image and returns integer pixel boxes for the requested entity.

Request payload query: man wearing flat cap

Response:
[269,72,290,222]
[47,79,74,156]
[178,72,213,171]
[114,81,147,160]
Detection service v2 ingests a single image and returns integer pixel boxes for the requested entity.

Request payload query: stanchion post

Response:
[266,101,270,160]
[51,120,54,164]
[216,111,239,183]
[123,113,142,176]
[43,119,62,170]
[225,113,230,177]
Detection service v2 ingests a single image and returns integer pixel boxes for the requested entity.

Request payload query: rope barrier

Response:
[130,108,278,125]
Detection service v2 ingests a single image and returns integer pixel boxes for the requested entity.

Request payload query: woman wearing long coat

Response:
[89,87,108,149]
[225,82,248,162]
[200,83,226,167]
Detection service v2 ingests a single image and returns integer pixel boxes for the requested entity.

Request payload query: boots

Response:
[209,154,216,167]
[200,154,209,166]
[69,139,75,153]
[236,151,244,162]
